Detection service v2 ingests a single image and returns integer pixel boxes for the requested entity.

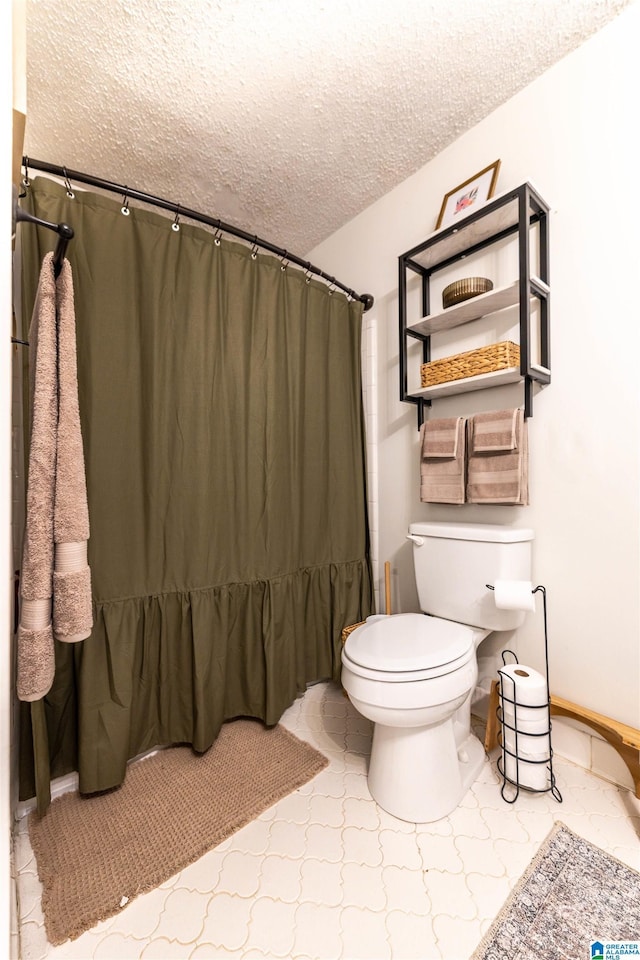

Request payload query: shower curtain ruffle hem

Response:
[38,557,371,796]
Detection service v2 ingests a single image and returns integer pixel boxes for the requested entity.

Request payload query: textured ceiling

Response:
[24,0,633,256]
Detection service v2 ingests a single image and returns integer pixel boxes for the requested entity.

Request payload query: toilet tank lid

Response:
[409,521,534,543]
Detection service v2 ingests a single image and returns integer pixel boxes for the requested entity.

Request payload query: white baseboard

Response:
[14,744,165,821]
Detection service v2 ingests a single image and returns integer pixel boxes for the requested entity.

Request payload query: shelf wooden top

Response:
[407,278,549,337]
[401,182,548,272]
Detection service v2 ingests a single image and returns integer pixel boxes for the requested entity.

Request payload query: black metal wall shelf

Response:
[399,182,551,428]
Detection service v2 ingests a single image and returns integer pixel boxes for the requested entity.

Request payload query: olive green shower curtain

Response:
[19,176,373,806]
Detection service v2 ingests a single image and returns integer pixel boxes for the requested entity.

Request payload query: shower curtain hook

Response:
[251,237,259,260]
[121,188,130,216]
[20,157,30,196]
[280,250,289,271]
[304,261,313,284]
[172,205,181,232]
[213,220,223,245]
[62,167,75,199]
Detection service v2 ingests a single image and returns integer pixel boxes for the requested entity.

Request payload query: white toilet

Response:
[341,521,534,823]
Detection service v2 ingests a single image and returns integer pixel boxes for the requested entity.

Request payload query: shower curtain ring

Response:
[62,167,75,199]
[172,205,181,232]
[121,189,130,216]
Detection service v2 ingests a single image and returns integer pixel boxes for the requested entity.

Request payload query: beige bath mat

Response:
[29,719,328,945]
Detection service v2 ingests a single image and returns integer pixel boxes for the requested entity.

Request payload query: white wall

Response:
[2,1,17,955]
[309,5,640,732]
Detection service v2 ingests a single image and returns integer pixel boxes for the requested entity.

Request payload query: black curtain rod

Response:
[13,183,74,280]
[22,158,374,312]
[10,187,75,345]
[15,205,74,279]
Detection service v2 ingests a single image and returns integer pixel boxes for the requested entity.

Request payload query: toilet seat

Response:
[342,613,483,682]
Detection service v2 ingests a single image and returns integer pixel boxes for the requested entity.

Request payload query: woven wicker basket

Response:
[341,621,365,645]
[420,340,520,388]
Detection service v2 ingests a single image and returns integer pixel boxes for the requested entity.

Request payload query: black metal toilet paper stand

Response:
[486,584,563,805]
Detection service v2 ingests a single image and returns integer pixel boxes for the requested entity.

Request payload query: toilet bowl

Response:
[341,521,534,823]
[341,613,489,823]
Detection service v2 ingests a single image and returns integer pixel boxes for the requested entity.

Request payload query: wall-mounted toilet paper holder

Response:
[486,583,563,806]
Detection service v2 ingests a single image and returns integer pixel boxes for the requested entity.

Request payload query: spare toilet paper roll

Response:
[499,663,550,791]
[493,580,536,613]
[500,664,550,731]
[504,730,548,759]
[503,751,550,792]
[503,718,549,759]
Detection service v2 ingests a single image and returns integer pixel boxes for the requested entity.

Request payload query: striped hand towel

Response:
[466,408,529,505]
[420,417,466,504]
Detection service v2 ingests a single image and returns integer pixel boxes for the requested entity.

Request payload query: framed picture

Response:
[435,160,501,230]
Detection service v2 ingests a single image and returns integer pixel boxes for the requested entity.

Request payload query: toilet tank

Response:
[409,521,534,631]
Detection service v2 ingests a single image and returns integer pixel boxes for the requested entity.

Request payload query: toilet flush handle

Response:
[406,534,424,546]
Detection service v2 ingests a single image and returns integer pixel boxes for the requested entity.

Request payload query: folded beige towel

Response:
[471,407,518,452]
[467,408,529,505]
[53,259,93,643]
[421,416,461,458]
[17,253,58,701]
[420,417,466,504]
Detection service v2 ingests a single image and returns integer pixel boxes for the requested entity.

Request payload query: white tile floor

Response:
[13,681,640,960]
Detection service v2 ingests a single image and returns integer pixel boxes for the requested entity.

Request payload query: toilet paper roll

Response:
[499,663,550,791]
[499,664,548,708]
[503,752,550,791]
[504,728,549,759]
[501,703,550,733]
[502,712,550,734]
[493,580,536,613]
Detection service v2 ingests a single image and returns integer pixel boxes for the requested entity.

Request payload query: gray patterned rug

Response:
[472,821,640,960]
